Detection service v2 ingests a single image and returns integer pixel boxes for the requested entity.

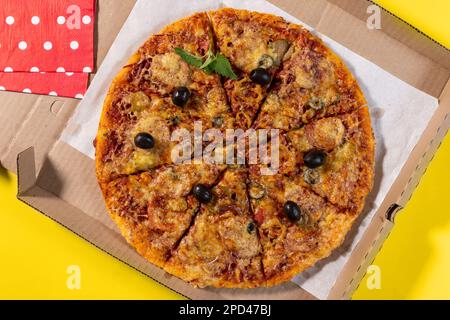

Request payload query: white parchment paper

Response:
[61,0,439,299]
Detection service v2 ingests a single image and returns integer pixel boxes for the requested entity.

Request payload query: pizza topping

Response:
[125,91,151,112]
[308,97,325,111]
[174,47,203,68]
[305,117,345,151]
[258,54,274,69]
[212,116,224,128]
[151,52,191,89]
[170,115,181,126]
[284,201,302,222]
[283,44,295,62]
[193,184,213,203]
[247,222,256,234]
[134,133,155,150]
[175,47,238,80]
[254,208,265,225]
[303,149,327,169]
[248,182,266,200]
[250,68,271,86]
[304,168,321,185]
[268,40,290,66]
[172,86,191,107]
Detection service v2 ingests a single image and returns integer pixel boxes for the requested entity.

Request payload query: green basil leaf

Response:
[213,53,238,80]
[175,47,203,68]
[200,51,217,70]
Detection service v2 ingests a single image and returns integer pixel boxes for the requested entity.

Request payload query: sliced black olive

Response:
[304,169,321,185]
[304,149,327,169]
[172,86,191,107]
[250,68,271,86]
[192,184,213,204]
[134,133,155,150]
[284,201,302,222]
[247,222,256,234]
[170,115,181,126]
[212,116,224,128]
[249,182,266,200]
[308,97,325,111]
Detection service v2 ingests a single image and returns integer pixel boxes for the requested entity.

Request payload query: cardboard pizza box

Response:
[0,0,449,300]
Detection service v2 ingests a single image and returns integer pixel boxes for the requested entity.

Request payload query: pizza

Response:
[96,9,375,289]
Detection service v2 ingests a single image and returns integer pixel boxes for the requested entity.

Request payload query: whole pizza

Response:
[95,9,375,288]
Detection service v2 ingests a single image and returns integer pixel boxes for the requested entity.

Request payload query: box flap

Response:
[16,147,37,195]
[0,92,77,173]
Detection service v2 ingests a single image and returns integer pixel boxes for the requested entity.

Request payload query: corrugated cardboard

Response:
[1,0,449,299]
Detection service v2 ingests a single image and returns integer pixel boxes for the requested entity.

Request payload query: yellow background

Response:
[0,0,449,300]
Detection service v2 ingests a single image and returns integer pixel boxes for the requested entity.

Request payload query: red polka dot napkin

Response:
[0,0,95,98]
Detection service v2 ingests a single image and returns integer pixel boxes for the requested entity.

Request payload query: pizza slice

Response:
[254,30,367,130]
[97,93,187,182]
[248,171,358,286]
[165,169,265,288]
[287,107,375,211]
[102,163,225,268]
[210,8,304,129]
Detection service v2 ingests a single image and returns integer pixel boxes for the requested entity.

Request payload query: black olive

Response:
[304,149,327,169]
[134,133,155,150]
[247,222,256,234]
[172,86,191,107]
[170,115,181,126]
[284,201,302,222]
[250,68,271,86]
[192,184,213,204]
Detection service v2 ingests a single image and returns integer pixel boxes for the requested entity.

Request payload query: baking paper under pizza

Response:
[95,9,375,288]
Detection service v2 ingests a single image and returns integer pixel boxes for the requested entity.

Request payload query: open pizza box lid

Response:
[0,0,449,300]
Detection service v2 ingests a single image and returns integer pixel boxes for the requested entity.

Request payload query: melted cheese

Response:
[150,52,191,87]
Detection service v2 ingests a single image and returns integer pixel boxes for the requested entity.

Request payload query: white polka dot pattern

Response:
[57,16,66,25]
[5,16,15,25]
[70,41,79,50]
[31,16,40,25]
[18,41,28,50]
[43,41,53,51]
